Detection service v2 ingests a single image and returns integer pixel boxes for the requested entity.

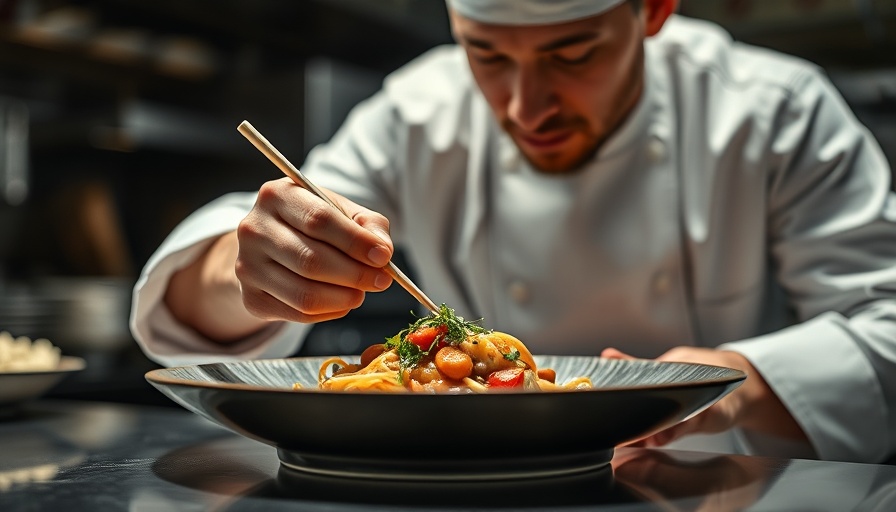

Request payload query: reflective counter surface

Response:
[2,400,895,511]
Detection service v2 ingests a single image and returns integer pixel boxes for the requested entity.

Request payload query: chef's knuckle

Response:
[301,204,331,233]
[367,211,390,230]
[233,258,249,281]
[236,217,262,243]
[257,181,281,203]
[295,246,323,277]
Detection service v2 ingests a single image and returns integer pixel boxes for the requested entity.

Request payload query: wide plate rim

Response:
[144,355,746,395]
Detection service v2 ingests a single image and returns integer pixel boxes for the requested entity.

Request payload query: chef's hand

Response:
[165,178,394,342]
[601,346,808,447]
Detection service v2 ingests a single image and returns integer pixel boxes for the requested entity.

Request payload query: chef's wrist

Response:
[722,351,807,441]
[165,231,270,343]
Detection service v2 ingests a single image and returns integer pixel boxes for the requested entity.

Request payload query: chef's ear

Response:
[447,7,464,43]
[641,0,678,37]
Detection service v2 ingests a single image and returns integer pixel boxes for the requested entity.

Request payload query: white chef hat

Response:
[446,0,628,25]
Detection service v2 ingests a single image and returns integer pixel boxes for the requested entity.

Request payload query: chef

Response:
[131,0,896,463]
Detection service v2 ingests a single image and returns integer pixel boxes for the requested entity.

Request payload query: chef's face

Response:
[451,1,669,174]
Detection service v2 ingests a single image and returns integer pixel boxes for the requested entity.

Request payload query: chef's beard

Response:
[501,52,646,175]
[502,115,603,175]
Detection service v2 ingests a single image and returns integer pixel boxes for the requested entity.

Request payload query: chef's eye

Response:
[553,47,595,66]
[471,51,507,65]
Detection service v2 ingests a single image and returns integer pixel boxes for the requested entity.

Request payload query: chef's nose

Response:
[507,65,559,132]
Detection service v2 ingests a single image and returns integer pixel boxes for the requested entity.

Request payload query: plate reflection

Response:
[152,436,791,511]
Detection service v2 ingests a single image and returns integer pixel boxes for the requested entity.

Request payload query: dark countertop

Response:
[2,399,895,511]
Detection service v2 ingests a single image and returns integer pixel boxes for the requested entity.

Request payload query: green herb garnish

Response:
[503,349,521,362]
[394,336,424,371]
[384,304,489,382]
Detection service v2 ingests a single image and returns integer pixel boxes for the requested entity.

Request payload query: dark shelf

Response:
[679,2,896,71]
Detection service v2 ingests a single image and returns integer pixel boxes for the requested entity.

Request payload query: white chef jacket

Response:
[131,16,896,464]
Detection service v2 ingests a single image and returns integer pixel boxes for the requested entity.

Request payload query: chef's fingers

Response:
[341,197,394,255]
[642,400,740,448]
[601,347,637,360]
[624,396,736,448]
[624,424,692,449]
[238,257,365,323]
[644,423,695,447]
[620,421,695,448]
[259,178,395,268]
[605,348,652,447]
[240,212,392,292]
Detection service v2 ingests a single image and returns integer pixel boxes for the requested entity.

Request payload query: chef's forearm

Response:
[164,231,270,343]
[720,312,894,462]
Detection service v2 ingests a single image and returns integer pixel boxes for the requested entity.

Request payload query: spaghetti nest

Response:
[315,351,404,392]
[296,305,593,393]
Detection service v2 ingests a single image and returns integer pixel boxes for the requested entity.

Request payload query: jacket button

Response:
[647,138,666,164]
[508,281,530,304]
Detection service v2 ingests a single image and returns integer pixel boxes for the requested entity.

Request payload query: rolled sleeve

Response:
[129,192,311,367]
[715,67,896,463]
[721,311,889,462]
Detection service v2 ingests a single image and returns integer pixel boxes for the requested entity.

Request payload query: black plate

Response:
[146,356,745,480]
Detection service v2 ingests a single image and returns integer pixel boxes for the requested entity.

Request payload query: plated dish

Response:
[146,354,745,480]
[307,305,592,393]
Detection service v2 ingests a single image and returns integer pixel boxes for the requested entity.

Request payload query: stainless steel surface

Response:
[238,120,440,314]
[2,400,896,511]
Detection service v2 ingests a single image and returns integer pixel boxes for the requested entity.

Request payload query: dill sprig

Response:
[385,304,488,380]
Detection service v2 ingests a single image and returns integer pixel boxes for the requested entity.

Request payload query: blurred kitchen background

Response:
[0,0,893,406]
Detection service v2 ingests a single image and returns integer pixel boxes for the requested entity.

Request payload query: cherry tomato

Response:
[487,367,525,388]
[405,325,449,352]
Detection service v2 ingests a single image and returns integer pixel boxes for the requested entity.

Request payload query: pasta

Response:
[296,305,593,393]
[0,331,61,372]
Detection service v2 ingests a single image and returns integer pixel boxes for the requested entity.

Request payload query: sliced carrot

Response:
[434,346,474,381]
